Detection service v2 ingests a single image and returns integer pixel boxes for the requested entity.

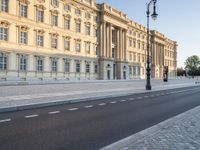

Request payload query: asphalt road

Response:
[0,86,200,150]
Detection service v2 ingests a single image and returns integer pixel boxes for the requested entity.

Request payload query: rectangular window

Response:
[85,43,90,54]
[20,5,28,18]
[75,9,81,16]
[129,39,132,47]
[64,61,70,72]
[64,39,70,50]
[51,0,59,7]
[94,64,98,73]
[86,64,90,73]
[37,35,43,47]
[1,0,8,12]
[64,19,70,30]
[0,27,8,41]
[0,54,7,70]
[85,12,91,19]
[52,60,57,72]
[76,23,81,33]
[85,26,90,35]
[20,32,27,44]
[64,4,70,11]
[76,62,80,73]
[51,37,57,49]
[51,15,58,26]
[37,10,44,22]
[75,42,81,52]
[20,56,27,71]
[37,59,43,72]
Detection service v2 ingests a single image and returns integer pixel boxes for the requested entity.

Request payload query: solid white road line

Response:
[0,118,11,123]
[98,103,106,106]
[68,108,78,111]
[48,111,60,114]
[84,105,93,108]
[110,101,117,104]
[120,100,127,102]
[25,114,39,118]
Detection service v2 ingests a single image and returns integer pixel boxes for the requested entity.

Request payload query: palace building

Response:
[0,0,177,81]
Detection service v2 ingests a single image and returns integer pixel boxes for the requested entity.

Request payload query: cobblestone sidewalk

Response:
[101,105,200,150]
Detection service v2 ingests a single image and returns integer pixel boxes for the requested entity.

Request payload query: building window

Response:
[137,42,140,49]
[20,4,28,18]
[75,42,81,52]
[129,39,132,47]
[85,42,90,54]
[52,59,57,72]
[133,40,136,48]
[19,55,27,71]
[75,9,81,16]
[85,12,91,19]
[1,0,9,12]
[51,0,59,7]
[37,35,43,47]
[51,36,58,49]
[112,48,115,58]
[51,14,58,26]
[76,62,80,73]
[20,31,27,44]
[85,25,90,35]
[75,23,81,33]
[64,4,71,11]
[94,64,98,73]
[64,61,70,72]
[36,10,44,22]
[0,54,7,70]
[64,19,70,30]
[86,63,90,73]
[37,58,43,72]
[138,54,140,62]
[0,27,8,41]
[64,39,70,50]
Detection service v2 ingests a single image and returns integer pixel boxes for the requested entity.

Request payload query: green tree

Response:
[177,67,186,76]
[185,55,200,77]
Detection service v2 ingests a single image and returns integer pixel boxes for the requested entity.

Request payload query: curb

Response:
[0,84,199,113]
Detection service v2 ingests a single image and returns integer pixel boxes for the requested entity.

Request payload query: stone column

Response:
[109,24,112,58]
[116,29,120,60]
[124,30,127,61]
[103,22,107,57]
[119,28,122,60]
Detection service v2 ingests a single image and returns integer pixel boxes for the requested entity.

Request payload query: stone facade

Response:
[0,0,177,81]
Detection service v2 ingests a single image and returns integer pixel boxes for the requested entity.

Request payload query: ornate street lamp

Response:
[146,0,158,90]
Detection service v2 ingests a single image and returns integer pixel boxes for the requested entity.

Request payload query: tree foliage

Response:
[185,55,200,76]
[177,67,186,76]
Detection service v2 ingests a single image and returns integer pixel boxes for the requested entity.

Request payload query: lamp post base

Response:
[146,84,151,90]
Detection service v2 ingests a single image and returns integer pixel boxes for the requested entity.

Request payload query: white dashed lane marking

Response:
[129,98,135,101]
[48,111,60,114]
[144,96,149,98]
[120,100,127,102]
[110,101,117,104]
[137,97,142,99]
[25,114,39,118]
[0,118,11,123]
[98,103,106,106]
[68,108,78,111]
[84,105,93,108]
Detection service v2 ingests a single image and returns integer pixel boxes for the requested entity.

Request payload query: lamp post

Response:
[146,0,158,90]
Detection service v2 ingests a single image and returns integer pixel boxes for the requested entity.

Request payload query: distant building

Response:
[0,0,177,81]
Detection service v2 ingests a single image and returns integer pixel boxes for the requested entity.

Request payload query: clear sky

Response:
[96,0,200,68]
